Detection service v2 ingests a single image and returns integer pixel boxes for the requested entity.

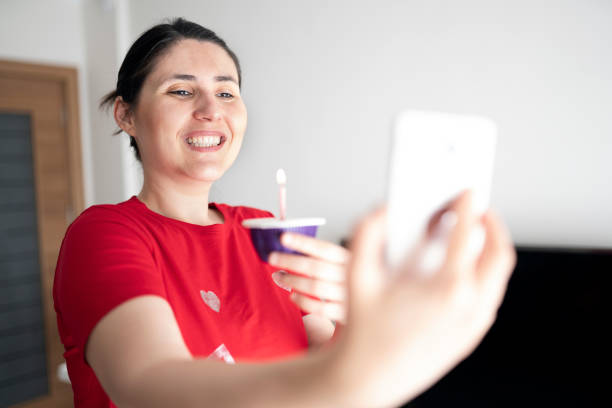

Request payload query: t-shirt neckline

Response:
[128,196,232,231]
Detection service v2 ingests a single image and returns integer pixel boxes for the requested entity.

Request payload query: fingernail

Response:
[433,211,458,239]
[271,271,291,292]
[272,270,287,279]
[281,233,294,246]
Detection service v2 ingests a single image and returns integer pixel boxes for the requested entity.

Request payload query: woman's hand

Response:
[329,191,516,407]
[268,233,350,324]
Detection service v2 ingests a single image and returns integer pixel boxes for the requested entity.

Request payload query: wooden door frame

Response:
[0,59,84,213]
[0,59,85,407]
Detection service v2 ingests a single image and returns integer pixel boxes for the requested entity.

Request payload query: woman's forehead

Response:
[149,39,238,86]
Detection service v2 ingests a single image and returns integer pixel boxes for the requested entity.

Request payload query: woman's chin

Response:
[180,156,237,185]
[187,167,225,184]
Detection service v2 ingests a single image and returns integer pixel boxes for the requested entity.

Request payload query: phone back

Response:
[386,110,497,272]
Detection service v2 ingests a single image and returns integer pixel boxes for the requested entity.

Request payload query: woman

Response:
[53,18,516,407]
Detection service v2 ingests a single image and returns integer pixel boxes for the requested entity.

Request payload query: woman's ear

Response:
[113,97,136,136]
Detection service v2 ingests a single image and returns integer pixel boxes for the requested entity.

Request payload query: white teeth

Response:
[188,136,222,147]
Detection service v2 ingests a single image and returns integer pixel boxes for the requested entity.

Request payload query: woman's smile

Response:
[185,130,227,152]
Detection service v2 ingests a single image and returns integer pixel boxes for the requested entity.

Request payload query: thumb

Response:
[347,206,388,308]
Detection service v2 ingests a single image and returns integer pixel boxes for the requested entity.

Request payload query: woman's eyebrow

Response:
[159,74,238,86]
[214,75,239,85]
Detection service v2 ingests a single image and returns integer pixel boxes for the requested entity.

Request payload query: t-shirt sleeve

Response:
[54,208,166,362]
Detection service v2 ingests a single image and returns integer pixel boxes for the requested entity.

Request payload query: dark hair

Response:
[99,17,242,161]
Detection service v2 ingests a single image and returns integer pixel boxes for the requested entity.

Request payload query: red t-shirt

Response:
[53,197,308,407]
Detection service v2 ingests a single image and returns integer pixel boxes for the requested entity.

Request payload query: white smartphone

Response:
[386,110,497,275]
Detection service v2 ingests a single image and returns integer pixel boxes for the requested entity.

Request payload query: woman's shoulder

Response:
[214,203,274,223]
[65,197,148,239]
[72,197,139,224]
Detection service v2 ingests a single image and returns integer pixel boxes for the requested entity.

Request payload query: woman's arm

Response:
[87,295,345,408]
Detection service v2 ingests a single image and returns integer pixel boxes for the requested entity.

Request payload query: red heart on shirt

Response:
[200,290,220,312]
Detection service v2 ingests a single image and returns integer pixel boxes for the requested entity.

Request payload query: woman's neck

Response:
[137,176,223,226]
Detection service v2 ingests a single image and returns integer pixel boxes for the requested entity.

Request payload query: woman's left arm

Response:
[268,232,349,348]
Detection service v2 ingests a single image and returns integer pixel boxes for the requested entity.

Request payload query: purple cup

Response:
[242,217,326,263]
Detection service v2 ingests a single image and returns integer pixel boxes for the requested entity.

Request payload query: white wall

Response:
[0,0,95,206]
[81,0,141,204]
[127,0,612,248]
[3,1,610,248]
[0,0,139,207]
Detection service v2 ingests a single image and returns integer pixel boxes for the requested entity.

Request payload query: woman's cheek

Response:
[231,101,247,127]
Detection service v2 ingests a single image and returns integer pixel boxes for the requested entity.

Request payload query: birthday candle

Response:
[276,168,287,220]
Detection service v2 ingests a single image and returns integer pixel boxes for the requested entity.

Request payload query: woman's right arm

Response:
[87,190,516,408]
[86,294,344,408]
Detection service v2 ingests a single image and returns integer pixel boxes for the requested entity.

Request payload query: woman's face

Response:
[128,39,247,184]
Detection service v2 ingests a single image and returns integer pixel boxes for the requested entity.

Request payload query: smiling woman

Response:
[53,18,345,407]
[52,17,516,408]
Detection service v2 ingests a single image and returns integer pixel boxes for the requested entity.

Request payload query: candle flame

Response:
[276,168,287,185]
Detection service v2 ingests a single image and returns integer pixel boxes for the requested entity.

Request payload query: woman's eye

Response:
[169,89,192,97]
[217,92,234,99]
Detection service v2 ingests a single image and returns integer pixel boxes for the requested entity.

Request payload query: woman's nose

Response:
[193,94,221,121]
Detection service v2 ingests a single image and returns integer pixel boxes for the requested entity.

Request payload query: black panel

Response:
[0,329,45,356]
[0,113,48,406]
[404,247,610,407]
[0,375,48,407]
[0,259,39,282]
[0,187,36,211]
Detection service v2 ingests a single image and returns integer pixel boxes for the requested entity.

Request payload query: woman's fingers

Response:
[268,252,346,283]
[280,232,350,264]
[475,210,516,308]
[346,207,388,304]
[268,234,351,323]
[273,271,346,303]
[442,190,479,276]
[290,292,346,324]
